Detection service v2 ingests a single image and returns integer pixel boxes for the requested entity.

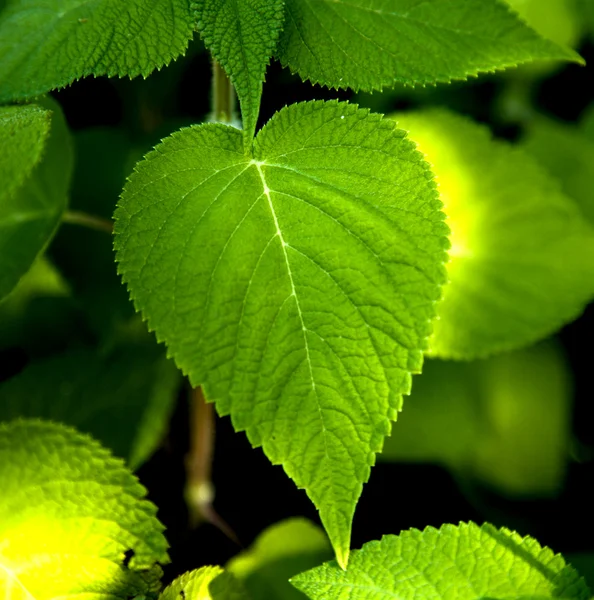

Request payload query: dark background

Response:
[37,34,594,581]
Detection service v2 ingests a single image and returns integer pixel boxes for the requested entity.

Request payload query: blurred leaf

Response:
[0,255,84,358]
[581,104,594,140]
[471,341,572,496]
[381,341,572,497]
[0,420,169,598]
[228,518,332,600]
[499,0,582,81]
[292,522,591,600]
[506,0,581,48]
[0,97,73,303]
[0,103,50,201]
[50,128,135,341]
[0,342,181,470]
[381,361,480,467]
[159,566,246,600]
[521,117,594,225]
[394,108,594,359]
[566,554,594,590]
[575,0,594,39]
[0,255,69,312]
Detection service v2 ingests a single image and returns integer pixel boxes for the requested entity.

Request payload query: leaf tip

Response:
[335,546,349,571]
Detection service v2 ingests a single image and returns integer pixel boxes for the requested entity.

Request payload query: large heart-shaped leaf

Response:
[115,100,448,566]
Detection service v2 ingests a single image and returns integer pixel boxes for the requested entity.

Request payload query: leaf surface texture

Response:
[115,100,448,567]
[0,0,195,102]
[0,420,169,599]
[194,0,285,141]
[159,566,246,600]
[276,0,583,91]
[292,522,592,600]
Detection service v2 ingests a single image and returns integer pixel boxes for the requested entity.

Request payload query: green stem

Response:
[184,386,240,545]
[62,210,114,234]
[182,57,240,545]
[211,59,236,124]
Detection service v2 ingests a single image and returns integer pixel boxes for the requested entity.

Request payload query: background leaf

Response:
[0,256,83,359]
[159,566,246,600]
[115,100,448,567]
[291,522,591,600]
[380,340,572,497]
[505,0,582,48]
[227,518,332,600]
[0,420,169,599]
[566,555,594,591]
[49,127,140,343]
[0,98,73,302]
[276,0,583,92]
[0,342,181,470]
[394,108,594,359]
[0,0,196,102]
[194,0,285,141]
[0,104,50,201]
[521,116,594,226]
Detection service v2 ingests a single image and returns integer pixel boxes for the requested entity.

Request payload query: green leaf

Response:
[291,522,592,600]
[381,341,572,497]
[505,0,582,49]
[0,0,195,103]
[0,256,85,356]
[576,0,594,39]
[227,518,333,600]
[115,99,448,567]
[276,0,583,92]
[566,555,594,591]
[394,108,594,359]
[49,128,137,340]
[0,98,73,303]
[0,342,181,470]
[581,104,594,141]
[0,104,50,202]
[0,419,169,599]
[194,0,285,142]
[159,566,247,600]
[521,117,594,226]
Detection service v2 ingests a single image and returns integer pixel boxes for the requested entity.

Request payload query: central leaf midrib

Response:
[252,160,331,462]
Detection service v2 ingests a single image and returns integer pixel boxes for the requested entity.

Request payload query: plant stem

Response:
[211,59,236,124]
[184,386,240,545]
[186,386,214,515]
[62,210,114,234]
[180,58,241,545]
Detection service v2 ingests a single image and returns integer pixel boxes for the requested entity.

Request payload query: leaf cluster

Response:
[1,0,594,598]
